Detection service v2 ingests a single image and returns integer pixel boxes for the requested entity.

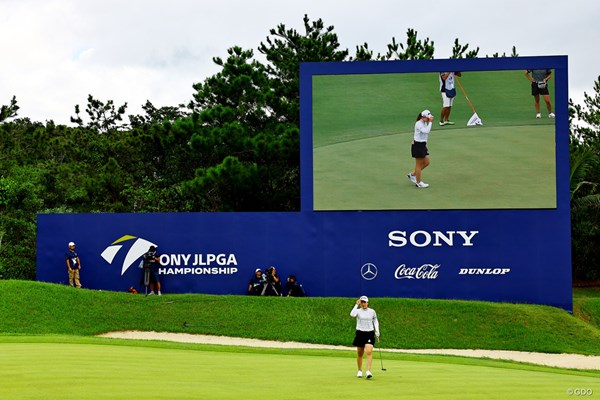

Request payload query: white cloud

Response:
[0,0,598,123]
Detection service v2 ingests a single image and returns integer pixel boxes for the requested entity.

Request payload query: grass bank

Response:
[2,281,600,355]
[573,286,600,330]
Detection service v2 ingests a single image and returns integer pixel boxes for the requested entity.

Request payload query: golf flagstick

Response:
[467,113,483,126]
[455,76,483,126]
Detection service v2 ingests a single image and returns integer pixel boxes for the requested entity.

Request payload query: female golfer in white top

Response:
[350,296,380,379]
[407,109,434,188]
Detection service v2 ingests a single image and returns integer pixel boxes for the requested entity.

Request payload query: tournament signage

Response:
[37,55,572,311]
[37,208,571,310]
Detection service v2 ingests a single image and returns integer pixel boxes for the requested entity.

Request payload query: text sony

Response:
[388,230,479,248]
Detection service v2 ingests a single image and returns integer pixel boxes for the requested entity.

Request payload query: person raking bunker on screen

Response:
[407,110,434,188]
[350,296,380,379]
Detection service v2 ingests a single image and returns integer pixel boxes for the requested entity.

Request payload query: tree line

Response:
[1,15,598,281]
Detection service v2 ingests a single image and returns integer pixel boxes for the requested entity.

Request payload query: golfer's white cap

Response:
[68,242,75,247]
[359,295,369,302]
[421,109,432,117]
[255,268,262,273]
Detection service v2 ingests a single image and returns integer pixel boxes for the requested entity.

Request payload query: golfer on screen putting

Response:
[407,109,434,188]
[350,296,380,379]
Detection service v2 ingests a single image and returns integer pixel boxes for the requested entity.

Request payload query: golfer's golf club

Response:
[378,340,386,371]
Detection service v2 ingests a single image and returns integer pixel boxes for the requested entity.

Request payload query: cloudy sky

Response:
[1,0,599,124]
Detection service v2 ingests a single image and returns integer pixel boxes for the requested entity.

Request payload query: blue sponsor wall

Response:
[37,55,572,311]
[37,209,572,310]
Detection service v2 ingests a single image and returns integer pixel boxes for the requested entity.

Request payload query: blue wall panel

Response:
[37,209,572,310]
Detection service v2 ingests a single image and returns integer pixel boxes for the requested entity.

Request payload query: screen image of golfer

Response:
[311,70,557,211]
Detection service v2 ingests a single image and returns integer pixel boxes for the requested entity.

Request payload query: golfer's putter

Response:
[378,343,386,371]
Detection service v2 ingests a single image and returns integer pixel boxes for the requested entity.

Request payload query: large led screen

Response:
[301,58,564,211]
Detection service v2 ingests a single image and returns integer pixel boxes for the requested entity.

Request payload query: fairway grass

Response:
[0,338,598,400]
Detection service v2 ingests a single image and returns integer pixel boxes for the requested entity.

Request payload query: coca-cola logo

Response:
[394,264,440,280]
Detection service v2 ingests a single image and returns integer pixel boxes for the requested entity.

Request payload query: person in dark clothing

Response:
[525,69,555,118]
[65,241,82,288]
[261,266,282,296]
[248,269,265,295]
[142,245,161,296]
[285,275,306,297]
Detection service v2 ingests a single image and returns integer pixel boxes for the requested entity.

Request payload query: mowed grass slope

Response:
[312,71,557,210]
[573,287,600,330]
[1,281,599,355]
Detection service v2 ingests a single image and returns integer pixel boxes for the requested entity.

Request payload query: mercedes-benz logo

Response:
[360,263,378,281]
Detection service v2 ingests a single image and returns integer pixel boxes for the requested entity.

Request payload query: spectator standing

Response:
[65,242,82,288]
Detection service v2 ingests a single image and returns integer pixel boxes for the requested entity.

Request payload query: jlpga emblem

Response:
[361,263,378,280]
[101,235,157,276]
